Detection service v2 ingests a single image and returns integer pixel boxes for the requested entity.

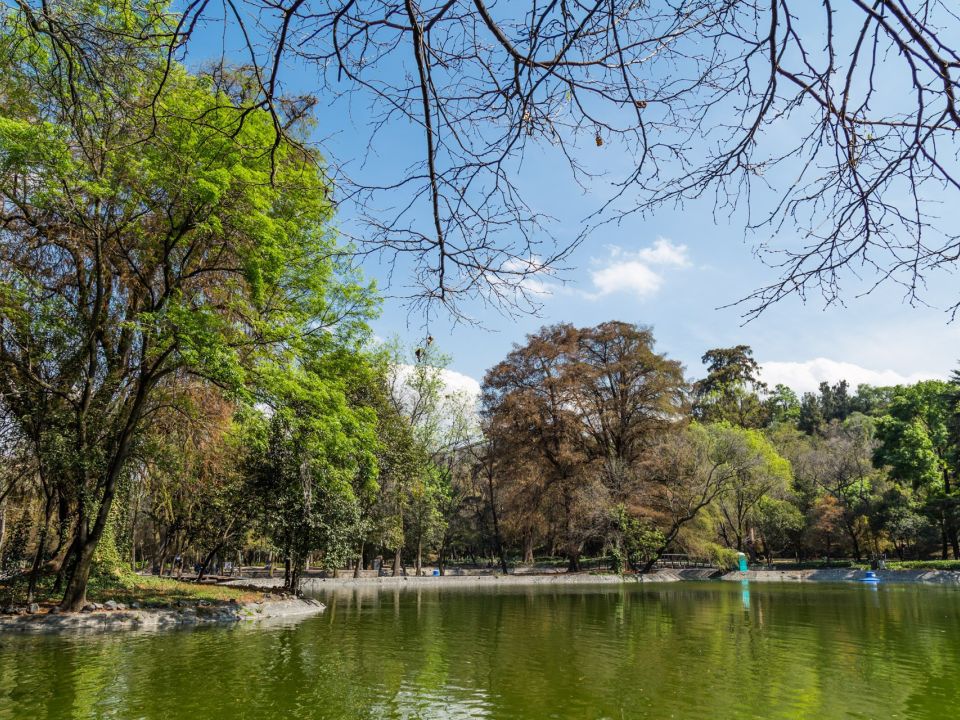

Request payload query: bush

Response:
[608,547,625,575]
[879,560,960,571]
[707,545,740,570]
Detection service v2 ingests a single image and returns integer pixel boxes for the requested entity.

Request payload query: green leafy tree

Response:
[693,346,769,428]
[247,361,377,593]
[0,2,374,608]
[765,384,801,425]
[639,422,788,571]
[809,415,884,561]
[875,381,960,559]
[710,424,793,555]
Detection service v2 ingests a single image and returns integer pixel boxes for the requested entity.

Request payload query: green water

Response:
[1,581,958,719]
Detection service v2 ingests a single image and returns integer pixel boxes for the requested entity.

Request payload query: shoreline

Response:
[0,596,325,635]
[227,566,960,592]
[6,567,958,634]
[721,568,960,585]
[227,568,722,591]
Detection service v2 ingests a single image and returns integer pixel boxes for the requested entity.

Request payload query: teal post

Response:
[737,552,748,572]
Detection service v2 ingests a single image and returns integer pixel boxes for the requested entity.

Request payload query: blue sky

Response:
[182,4,959,397]
[368,192,958,397]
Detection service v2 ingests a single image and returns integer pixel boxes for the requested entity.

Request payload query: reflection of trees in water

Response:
[2,586,960,718]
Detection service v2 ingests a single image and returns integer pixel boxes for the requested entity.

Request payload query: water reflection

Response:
[2,582,959,719]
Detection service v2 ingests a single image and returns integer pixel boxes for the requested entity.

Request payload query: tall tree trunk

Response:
[0,499,6,558]
[415,538,422,576]
[61,368,152,610]
[845,517,862,561]
[392,547,402,576]
[27,494,56,603]
[487,473,508,574]
[523,535,534,564]
[943,471,960,558]
[353,541,364,578]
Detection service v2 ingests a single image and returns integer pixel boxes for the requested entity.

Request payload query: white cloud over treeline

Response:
[587,238,690,299]
[760,358,945,394]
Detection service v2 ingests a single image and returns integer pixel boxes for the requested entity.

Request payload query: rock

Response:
[47,606,60,615]
[130,602,141,609]
[2,606,16,615]
[104,600,119,611]
[82,603,98,612]
[116,603,127,611]
[197,600,211,607]
[26,603,40,614]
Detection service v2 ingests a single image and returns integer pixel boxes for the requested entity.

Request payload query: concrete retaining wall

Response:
[0,597,325,634]
[721,568,960,585]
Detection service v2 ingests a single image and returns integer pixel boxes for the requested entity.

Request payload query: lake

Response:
[1,581,958,719]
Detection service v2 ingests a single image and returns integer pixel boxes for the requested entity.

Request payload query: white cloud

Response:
[587,238,690,299]
[437,367,482,401]
[391,364,482,435]
[391,364,481,405]
[590,260,664,297]
[634,237,692,267]
[760,358,945,394]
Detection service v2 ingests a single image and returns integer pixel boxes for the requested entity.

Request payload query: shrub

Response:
[707,545,740,570]
[880,560,960,571]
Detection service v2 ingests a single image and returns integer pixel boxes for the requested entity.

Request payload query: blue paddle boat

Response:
[859,570,880,584]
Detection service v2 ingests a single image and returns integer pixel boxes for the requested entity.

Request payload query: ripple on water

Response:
[2,582,959,719]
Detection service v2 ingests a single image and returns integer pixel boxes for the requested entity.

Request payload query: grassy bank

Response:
[1,571,263,611]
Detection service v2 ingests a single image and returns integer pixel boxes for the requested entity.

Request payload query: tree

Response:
[482,324,588,570]
[17,1,960,317]
[247,354,377,594]
[483,322,686,571]
[807,415,883,561]
[384,342,478,575]
[753,497,804,563]
[709,426,792,556]
[693,346,768,428]
[637,423,785,572]
[798,393,827,436]
[875,381,960,559]
[574,322,687,494]
[765,385,801,425]
[0,5,372,608]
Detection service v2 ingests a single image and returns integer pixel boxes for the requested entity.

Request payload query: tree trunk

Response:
[0,500,6,558]
[197,543,224,582]
[843,516,862,561]
[288,561,301,595]
[523,535,534,564]
[392,547,402,576]
[353,541,364,578]
[566,551,580,573]
[487,472,509,574]
[27,495,56,604]
[415,538,423,576]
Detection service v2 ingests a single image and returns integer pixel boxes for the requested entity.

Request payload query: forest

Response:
[4,306,960,607]
[2,0,960,612]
